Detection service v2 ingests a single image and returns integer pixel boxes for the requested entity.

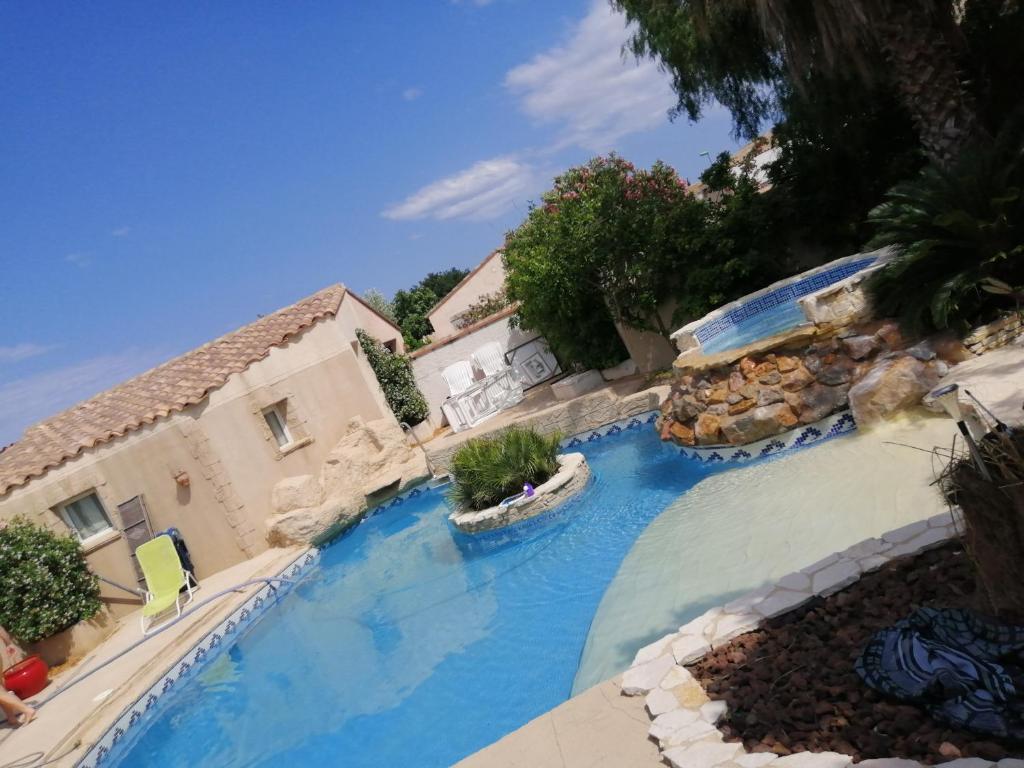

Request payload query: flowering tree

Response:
[504,154,786,370]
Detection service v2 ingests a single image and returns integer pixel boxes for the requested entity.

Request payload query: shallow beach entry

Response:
[107,415,955,768]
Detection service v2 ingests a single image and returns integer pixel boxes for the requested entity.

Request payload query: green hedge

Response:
[448,426,562,511]
[0,517,102,644]
[356,329,429,426]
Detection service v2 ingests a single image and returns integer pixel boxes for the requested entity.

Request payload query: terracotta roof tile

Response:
[0,284,346,496]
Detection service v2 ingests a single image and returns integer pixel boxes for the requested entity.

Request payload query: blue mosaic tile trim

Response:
[75,548,322,768]
[675,410,857,464]
[560,410,660,449]
[694,257,876,345]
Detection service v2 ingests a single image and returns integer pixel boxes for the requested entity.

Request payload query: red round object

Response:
[3,655,48,700]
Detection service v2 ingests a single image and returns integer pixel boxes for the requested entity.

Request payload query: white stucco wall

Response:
[427,251,506,338]
[411,313,539,425]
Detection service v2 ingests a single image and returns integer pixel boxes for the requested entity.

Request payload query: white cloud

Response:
[382,156,537,221]
[0,349,163,445]
[381,2,676,222]
[111,226,131,237]
[65,252,91,268]
[402,87,423,101]
[0,343,55,363]
[504,1,675,150]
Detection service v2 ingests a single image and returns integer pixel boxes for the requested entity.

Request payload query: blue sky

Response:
[0,0,739,444]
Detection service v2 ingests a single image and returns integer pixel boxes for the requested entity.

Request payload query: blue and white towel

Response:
[856,607,1024,738]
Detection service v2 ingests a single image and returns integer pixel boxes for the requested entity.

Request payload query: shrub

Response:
[866,120,1024,334]
[356,329,429,426]
[0,517,102,644]
[448,426,562,511]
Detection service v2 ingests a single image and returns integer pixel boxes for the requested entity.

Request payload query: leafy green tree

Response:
[360,289,396,323]
[355,330,429,425]
[614,0,984,165]
[392,285,438,350]
[416,268,470,303]
[504,155,787,369]
[0,517,102,644]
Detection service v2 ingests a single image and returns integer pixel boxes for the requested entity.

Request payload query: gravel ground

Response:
[690,542,1024,764]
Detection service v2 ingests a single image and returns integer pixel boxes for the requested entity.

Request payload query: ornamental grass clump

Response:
[0,517,102,644]
[448,427,562,511]
[939,428,1024,623]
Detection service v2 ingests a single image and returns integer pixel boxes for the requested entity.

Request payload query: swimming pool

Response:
[699,300,807,354]
[98,416,908,768]
[683,254,880,355]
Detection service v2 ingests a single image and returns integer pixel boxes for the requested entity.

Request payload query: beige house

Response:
[426,250,507,338]
[0,284,404,623]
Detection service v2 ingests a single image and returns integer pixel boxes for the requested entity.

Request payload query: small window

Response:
[59,492,114,542]
[263,403,293,448]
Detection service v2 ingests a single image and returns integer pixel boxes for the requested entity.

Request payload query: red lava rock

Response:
[689,542,1024,764]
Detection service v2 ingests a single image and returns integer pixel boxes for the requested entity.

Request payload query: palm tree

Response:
[749,0,983,166]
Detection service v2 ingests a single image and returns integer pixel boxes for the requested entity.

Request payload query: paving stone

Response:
[772,752,852,768]
[621,653,675,696]
[646,687,681,717]
[856,760,921,768]
[673,677,711,709]
[649,707,701,742]
[882,519,929,544]
[662,719,719,747]
[858,555,890,573]
[700,699,728,724]
[811,559,861,597]
[662,740,740,768]
[679,607,724,639]
[801,552,841,574]
[753,589,812,619]
[724,585,773,614]
[633,634,676,667]
[776,571,811,592]
[926,512,955,528]
[886,526,953,559]
[841,537,886,560]
[672,634,712,665]
[660,664,695,690]
[711,612,761,647]
[735,754,780,768]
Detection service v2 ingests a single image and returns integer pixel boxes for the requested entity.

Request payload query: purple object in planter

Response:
[523,483,535,497]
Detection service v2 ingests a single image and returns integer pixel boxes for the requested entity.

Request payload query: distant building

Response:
[426,250,507,339]
[689,134,779,201]
[0,285,403,623]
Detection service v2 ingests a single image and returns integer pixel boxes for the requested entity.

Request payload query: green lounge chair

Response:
[137,535,198,635]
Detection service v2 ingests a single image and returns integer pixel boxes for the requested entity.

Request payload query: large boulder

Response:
[787,383,850,424]
[266,416,429,546]
[720,403,798,445]
[848,354,942,425]
[270,474,322,515]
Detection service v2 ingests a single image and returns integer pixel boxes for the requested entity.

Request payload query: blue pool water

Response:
[109,428,729,768]
[700,300,807,354]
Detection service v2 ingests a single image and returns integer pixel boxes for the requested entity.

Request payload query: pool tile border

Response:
[621,513,963,768]
[75,547,322,768]
[561,409,857,462]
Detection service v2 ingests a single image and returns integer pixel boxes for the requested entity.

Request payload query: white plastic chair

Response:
[471,342,509,377]
[442,361,476,397]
